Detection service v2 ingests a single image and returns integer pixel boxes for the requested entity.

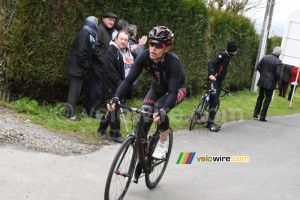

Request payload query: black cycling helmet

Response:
[149,26,174,46]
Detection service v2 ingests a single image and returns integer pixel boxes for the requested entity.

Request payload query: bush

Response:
[2,0,259,101]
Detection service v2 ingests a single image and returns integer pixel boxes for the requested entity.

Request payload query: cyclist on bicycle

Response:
[107,26,187,159]
[207,41,238,132]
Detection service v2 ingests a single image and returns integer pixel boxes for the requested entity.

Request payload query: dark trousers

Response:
[279,81,289,97]
[65,75,83,118]
[83,69,103,116]
[254,87,273,119]
[288,85,297,101]
[98,106,120,135]
[140,87,187,135]
[208,81,221,125]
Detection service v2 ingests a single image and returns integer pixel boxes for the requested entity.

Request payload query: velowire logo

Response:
[176,152,196,164]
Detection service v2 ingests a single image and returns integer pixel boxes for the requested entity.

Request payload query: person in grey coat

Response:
[253,46,282,122]
[279,64,293,98]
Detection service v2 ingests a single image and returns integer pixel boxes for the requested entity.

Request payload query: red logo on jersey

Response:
[177,88,187,103]
[219,66,223,75]
[145,99,156,104]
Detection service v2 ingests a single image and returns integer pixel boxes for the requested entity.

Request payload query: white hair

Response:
[273,46,282,56]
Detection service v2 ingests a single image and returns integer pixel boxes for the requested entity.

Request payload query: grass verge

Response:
[1,89,299,141]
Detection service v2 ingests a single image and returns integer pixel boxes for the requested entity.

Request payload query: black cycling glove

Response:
[107,97,119,106]
[155,109,167,121]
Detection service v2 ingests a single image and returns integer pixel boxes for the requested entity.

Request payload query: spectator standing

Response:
[112,19,129,40]
[288,66,300,101]
[128,24,148,58]
[64,16,98,121]
[97,31,134,143]
[279,64,293,98]
[128,24,148,86]
[83,12,118,119]
[253,46,282,122]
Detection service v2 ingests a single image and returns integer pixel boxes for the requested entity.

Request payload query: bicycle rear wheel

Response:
[104,136,137,200]
[145,128,173,189]
[190,97,205,130]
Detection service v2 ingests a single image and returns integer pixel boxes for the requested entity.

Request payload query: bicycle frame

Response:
[189,80,229,130]
[117,103,162,175]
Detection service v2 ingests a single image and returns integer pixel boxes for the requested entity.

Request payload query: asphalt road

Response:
[1,114,300,200]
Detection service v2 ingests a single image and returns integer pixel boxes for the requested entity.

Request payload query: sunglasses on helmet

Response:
[149,42,166,49]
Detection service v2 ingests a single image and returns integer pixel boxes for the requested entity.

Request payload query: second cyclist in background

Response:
[107,26,187,159]
[207,41,238,132]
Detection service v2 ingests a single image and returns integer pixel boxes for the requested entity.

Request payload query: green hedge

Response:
[2,0,259,101]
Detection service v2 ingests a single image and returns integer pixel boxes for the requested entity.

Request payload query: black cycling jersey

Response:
[114,49,186,111]
[208,51,234,82]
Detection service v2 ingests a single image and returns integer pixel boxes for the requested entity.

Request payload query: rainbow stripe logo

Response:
[176,152,196,164]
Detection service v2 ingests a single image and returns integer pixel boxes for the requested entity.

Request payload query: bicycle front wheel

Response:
[145,128,173,189]
[190,97,205,130]
[104,136,137,200]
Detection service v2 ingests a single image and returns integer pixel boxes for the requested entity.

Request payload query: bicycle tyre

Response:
[145,128,173,189]
[189,97,205,130]
[104,136,137,200]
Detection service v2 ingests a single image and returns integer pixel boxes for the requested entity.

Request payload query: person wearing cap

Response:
[106,26,187,161]
[207,41,238,132]
[253,46,282,122]
[82,12,118,119]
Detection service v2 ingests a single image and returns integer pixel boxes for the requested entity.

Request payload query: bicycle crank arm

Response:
[114,171,130,177]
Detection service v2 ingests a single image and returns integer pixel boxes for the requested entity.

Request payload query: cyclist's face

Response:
[231,50,238,56]
[149,43,170,62]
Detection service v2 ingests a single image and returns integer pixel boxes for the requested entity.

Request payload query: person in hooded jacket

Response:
[97,30,134,143]
[253,46,282,122]
[64,16,98,121]
[207,41,238,132]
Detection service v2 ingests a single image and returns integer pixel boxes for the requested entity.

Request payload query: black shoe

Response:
[259,118,267,122]
[253,114,258,119]
[108,132,124,143]
[209,124,221,132]
[92,114,101,119]
[97,130,106,136]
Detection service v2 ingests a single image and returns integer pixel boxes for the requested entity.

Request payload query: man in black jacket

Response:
[83,12,117,119]
[97,30,134,143]
[254,46,282,122]
[207,41,238,132]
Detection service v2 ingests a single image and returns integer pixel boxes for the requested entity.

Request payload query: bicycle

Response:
[189,80,229,131]
[104,101,173,200]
